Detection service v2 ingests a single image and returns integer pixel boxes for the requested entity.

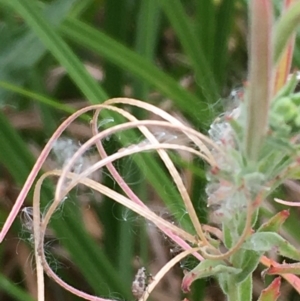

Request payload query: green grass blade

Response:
[133,0,161,100]
[129,0,161,279]
[7,0,108,103]
[102,0,127,97]
[159,0,219,103]
[195,0,215,67]
[213,0,236,88]
[70,0,94,18]
[0,273,35,301]
[28,69,57,134]
[60,18,211,124]
[0,0,80,101]
[0,81,76,115]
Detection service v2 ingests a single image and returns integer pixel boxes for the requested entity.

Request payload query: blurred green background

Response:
[1,1,300,301]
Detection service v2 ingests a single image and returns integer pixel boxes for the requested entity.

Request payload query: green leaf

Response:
[69,0,94,18]
[102,0,127,97]
[257,210,290,232]
[195,0,215,67]
[273,73,298,101]
[223,222,233,249]
[238,275,252,301]
[220,275,252,301]
[243,232,300,261]
[133,0,161,100]
[257,277,281,301]
[273,2,300,64]
[234,250,262,283]
[181,259,241,292]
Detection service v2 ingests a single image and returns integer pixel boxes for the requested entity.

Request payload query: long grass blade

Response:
[159,0,219,103]
[60,18,210,124]
[7,0,108,103]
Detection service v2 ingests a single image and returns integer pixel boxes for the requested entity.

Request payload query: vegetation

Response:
[1,1,300,301]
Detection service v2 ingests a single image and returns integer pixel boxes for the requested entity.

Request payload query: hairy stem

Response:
[244,0,272,161]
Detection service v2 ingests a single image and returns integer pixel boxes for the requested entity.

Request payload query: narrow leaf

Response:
[261,256,300,294]
[265,262,300,275]
[257,277,281,301]
[0,81,76,115]
[257,210,289,232]
[243,232,300,261]
[196,0,215,67]
[223,222,233,249]
[238,275,252,301]
[273,72,298,100]
[273,0,296,94]
[235,250,262,283]
[213,0,235,89]
[133,0,161,100]
[273,1,300,64]
[181,260,241,292]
